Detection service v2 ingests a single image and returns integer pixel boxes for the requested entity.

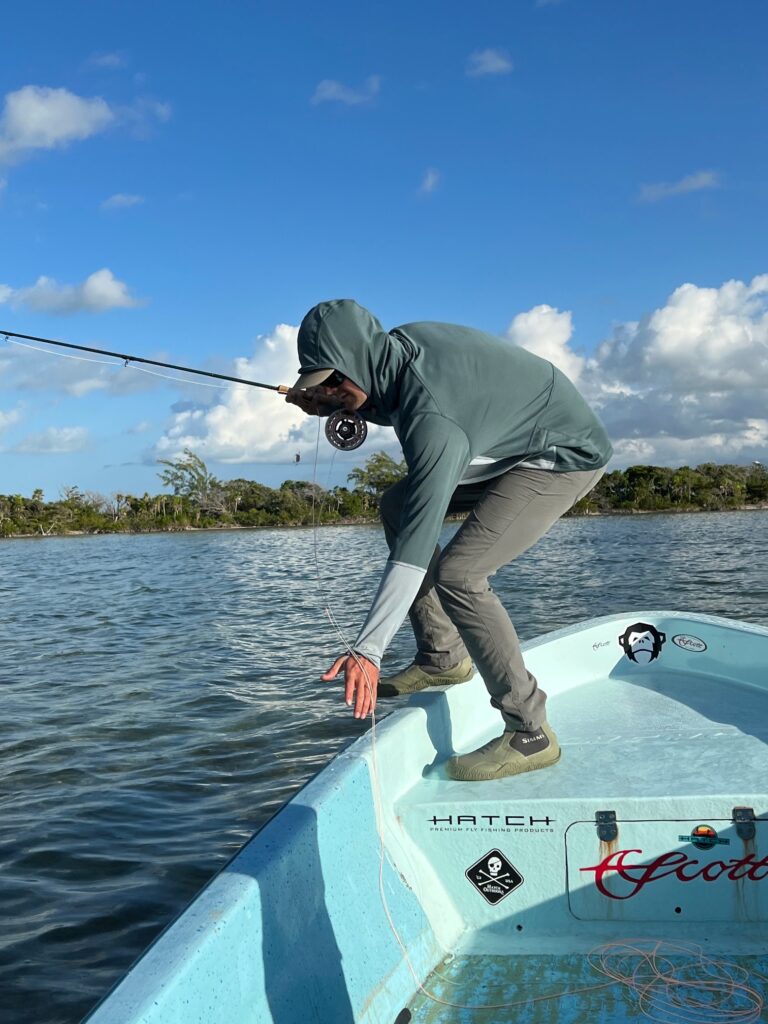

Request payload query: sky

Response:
[1,0,767,500]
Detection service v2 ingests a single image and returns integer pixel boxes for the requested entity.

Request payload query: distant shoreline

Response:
[3,503,767,540]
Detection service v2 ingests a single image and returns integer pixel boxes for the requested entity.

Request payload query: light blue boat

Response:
[85,612,768,1023]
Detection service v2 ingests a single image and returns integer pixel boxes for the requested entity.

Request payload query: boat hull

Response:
[85,612,768,1023]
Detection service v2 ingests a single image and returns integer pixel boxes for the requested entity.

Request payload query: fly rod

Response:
[0,328,367,450]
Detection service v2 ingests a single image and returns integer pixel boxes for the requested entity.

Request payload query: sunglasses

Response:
[321,370,346,388]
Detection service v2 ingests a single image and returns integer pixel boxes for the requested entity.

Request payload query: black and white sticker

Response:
[618,622,667,664]
[465,849,524,905]
[672,634,707,653]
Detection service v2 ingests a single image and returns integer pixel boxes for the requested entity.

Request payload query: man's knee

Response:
[434,552,486,599]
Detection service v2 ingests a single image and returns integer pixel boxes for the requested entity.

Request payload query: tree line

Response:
[1,450,766,538]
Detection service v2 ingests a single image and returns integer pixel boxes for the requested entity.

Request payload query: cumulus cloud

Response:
[638,170,720,203]
[466,49,514,77]
[101,193,144,209]
[13,426,89,454]
[0,268,142,314]
[311,75,381,106]
[0,406,22,431]
[0,86,114,164]
[419,168,440,194]
[0,85,171,165]
[509,275,768,467]
[506,304,583,383]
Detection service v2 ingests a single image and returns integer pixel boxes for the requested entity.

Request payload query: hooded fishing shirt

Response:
[297,300,613,667]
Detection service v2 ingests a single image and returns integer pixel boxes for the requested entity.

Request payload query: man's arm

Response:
[354,415,470,666]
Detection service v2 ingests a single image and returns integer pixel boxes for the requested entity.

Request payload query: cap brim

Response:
[293,368,334,390]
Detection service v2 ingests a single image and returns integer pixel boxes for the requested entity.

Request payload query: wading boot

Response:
[378,657,474,697]
[447,722,560,781]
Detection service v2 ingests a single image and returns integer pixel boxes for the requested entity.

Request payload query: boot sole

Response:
[448,748,561,782]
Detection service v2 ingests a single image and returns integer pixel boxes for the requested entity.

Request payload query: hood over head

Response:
[296,299,409,413]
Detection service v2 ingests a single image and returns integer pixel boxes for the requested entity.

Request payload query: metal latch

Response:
[732,806,756,842]
[595,810,618,842]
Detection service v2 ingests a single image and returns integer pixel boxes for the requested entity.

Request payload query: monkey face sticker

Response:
[619,622,666,664]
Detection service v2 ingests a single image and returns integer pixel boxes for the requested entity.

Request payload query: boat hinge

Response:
[595,810,618,843]
[732,806,756,842]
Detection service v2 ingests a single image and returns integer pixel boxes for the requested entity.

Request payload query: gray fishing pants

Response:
[379,466,605,732]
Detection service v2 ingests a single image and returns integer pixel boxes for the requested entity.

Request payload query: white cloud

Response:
[0,85,172,166]
[86,52,128,70]
[0,268,142,314]
[0,86,114,164]
[506,304,584,383]
[419,168,440,195]
[101,193,144,210]
[509,275,768,467]
[311,75,381,106]
[0,406,22,431]
[466,49,514,77]
[13,426,89,454]
[118,97,172,138]
[638,170,720,203]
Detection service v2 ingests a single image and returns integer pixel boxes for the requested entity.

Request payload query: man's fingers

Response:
[321,655,346,681]
[354,669,376,719]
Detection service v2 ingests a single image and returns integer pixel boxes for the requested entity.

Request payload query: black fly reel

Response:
[325,409,368,450]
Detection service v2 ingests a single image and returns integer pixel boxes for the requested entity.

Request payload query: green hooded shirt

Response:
[297,299,612,666]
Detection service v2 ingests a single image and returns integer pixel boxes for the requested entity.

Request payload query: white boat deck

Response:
[418,669,768,799]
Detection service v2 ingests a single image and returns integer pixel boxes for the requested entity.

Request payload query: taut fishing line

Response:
[307,430,766,1022]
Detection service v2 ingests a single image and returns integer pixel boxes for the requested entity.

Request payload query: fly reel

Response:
[325,409,368,451]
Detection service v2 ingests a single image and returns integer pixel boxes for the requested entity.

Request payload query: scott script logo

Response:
[580,848,768,900]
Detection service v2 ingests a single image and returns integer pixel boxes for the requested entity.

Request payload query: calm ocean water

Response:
[1,512,767,1023]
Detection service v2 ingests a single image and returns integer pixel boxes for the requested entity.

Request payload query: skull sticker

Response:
[465,849,524,905]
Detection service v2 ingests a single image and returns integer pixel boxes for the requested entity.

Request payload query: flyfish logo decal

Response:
[679,824,729,850]
[580,848,768,900]
[466,849,524,905]
[672,634,707,653]
[619,623,666,664]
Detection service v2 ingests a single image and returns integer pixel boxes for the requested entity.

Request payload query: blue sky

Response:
[1,0,767,499]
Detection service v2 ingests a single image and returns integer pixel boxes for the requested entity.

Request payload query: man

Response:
[286,299,612,781]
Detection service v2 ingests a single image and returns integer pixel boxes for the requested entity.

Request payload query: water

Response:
[1,512,766,1024]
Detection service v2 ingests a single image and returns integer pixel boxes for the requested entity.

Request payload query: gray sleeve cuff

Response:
[354,560,426,667]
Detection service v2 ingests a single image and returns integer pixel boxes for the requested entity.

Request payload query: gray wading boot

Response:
[447,722,560,781]
[378,657,474,697]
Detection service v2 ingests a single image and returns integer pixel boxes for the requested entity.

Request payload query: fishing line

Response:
[5,336,120,367]
[307,433,766,1021]
[1,328,369,451]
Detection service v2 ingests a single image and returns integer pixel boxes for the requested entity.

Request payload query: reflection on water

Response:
[0,512,766,1023]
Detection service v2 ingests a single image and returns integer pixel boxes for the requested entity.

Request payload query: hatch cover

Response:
[566,817,768,921]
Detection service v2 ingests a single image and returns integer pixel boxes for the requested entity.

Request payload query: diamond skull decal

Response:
[465,849,524,905]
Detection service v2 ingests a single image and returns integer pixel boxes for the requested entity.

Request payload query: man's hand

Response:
[322,653,380,719]
[284,386,339,418]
